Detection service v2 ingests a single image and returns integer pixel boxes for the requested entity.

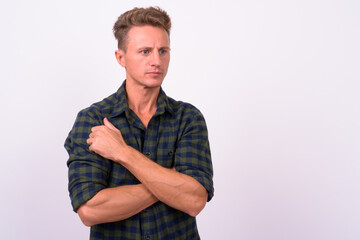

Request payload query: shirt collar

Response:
[109,80,174,119]
[155,87,174,117]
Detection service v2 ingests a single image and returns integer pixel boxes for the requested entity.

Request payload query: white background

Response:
[1,0,360,239]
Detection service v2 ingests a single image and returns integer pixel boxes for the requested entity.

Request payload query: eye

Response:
[140,50,149,54]
[159,49,167,55]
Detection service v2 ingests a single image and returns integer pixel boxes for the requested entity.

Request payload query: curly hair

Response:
[113,7,171,51]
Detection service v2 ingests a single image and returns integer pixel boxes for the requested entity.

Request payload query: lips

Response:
[146,71,163,75]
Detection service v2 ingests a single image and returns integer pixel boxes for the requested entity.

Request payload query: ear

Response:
[115,50,126,68]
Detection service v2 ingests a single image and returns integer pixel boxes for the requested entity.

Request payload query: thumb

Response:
[103,118,117,130]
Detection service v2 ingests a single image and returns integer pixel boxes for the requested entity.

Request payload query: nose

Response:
[150,50,161,67]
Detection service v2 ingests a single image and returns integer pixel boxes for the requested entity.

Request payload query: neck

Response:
[125,80,160,127]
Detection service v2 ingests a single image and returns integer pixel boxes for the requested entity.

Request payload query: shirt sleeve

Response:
[64,109,111,212]
[174,108,214,202]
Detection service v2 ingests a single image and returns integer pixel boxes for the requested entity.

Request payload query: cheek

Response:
[164,58,170,69]
[126,58,145,71]
[162,55,170,65]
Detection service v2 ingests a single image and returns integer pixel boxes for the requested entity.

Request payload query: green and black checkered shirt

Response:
[65,80,214,240]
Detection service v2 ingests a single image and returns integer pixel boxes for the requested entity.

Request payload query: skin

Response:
[77,26,208,227]
[115,25,171,127]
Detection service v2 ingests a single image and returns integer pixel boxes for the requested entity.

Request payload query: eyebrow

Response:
[137,46,171,51]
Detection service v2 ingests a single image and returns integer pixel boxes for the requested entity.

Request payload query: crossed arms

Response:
[76,118,208,226]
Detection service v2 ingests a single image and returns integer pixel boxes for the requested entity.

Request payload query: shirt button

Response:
[168,151,173,157]
[145,151,151,157]
[145,236,151,240]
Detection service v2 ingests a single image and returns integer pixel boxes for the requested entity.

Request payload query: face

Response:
[115,25,170,89]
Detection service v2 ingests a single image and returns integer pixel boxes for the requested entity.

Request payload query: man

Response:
[65,7,214,240]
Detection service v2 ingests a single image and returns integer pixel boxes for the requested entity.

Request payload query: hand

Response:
[87,118,127,162]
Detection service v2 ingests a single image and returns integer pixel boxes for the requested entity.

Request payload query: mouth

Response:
[146,71,163,76]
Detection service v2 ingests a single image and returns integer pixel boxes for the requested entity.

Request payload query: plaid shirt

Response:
[65,81,214,240]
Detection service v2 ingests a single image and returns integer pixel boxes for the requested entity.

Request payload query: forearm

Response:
[77,184,158,226]
[120,147,208,217]
[86,118,209,217]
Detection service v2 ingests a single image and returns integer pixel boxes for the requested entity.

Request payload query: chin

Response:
[127,76,165,89]
[143,78,164,88]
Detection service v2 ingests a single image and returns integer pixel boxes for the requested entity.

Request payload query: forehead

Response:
[126,25,170,48]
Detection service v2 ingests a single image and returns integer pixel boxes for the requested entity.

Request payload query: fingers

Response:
[86,118,122,154]
[90,126,100,133]
[104,118,117,131]
[86,136,92,146]
[90,125,108,134]
[87,132,95,147]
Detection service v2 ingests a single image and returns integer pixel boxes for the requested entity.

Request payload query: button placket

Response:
[143,118,158,160]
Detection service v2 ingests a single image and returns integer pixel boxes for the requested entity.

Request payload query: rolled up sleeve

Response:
[65,110,111,212]
[174,109,214,202]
